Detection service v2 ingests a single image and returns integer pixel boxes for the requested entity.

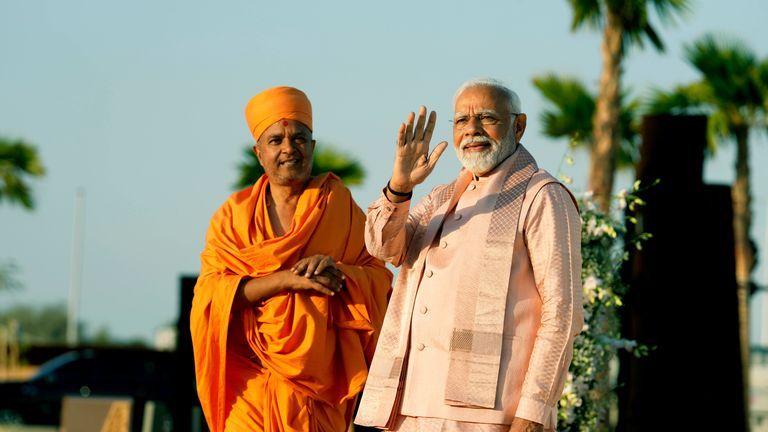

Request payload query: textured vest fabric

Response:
[356,145,575,428]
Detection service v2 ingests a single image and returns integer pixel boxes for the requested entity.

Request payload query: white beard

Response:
[455,134,516,176]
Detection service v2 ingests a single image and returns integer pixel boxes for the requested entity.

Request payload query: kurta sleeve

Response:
[515,183,584,427]
[365,189,436,267]
[332,192,394,363]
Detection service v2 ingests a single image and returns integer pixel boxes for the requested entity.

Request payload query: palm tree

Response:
[647,34,768,423]
[0,137,46,210]
[566,0,690,211]
[235,143,365,189]
[532,73,641,171]
[533,74,646,430]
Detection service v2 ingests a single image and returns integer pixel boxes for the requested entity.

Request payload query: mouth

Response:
[279,158,302,167]
[460,136,495,154]
[462,143,491,153]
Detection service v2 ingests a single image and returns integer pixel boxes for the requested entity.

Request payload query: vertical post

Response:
[0,324,7,380]
[8,319,18,371]
[618,115,745,431]
[761,208,768,344]
[67,188,86,346]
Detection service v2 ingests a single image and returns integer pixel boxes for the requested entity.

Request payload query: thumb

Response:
[427,141,448,171]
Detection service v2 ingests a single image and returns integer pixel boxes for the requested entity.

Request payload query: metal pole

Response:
[66,188,85,346]
[759,208,768,346]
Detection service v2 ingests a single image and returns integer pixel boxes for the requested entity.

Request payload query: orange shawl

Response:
[190,173,392,431]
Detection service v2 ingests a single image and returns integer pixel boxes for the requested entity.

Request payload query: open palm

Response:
[389,106,448,192]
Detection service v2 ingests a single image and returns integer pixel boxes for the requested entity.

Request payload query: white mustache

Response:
[460,136,497,150]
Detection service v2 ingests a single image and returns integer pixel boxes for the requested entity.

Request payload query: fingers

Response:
[423,110,437,145]
[283,270,337,296]
[404,111,415,145]
[413,106,427,142]
[317,266,345,282]
[292,255,340,279]
[311,273,344,293]
[397,123,406,148]
[311,256,334,276]
[401,107,435,147]
[289,256,347,296]
[302,256,321,277]
[303,278,338,296]
[292,259,308,276]
[291,256,319,277]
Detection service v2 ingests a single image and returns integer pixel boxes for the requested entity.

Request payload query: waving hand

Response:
[388,106,448,198]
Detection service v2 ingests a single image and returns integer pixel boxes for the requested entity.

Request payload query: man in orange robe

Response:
[190,86,392,432]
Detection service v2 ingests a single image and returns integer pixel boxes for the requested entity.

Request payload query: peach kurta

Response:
[356,146,583,431]
[191,173,392,432]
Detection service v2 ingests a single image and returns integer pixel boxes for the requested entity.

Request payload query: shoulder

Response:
[322,173,356,206]
[325,173,351,195]
[229,185,257,205]
[218,185,256,212]
[527,170,579,213]
[204,189,250,233]
[430,182,455,197]
[527,169,559,189]
[424,177,460,203]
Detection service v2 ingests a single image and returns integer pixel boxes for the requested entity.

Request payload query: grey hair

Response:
[453,78,522,114]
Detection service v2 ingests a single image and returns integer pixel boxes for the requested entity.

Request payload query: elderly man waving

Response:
[191,86,392,432]
[356,78,584,432]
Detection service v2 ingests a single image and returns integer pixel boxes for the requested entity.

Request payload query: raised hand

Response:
[389,106,448,194]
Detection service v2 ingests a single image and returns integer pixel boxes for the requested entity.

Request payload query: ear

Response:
[514,113,527,143]
[310,139,316,153]
[253,144,263,164]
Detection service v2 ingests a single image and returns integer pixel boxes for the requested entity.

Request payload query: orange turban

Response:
[245,86,313,141]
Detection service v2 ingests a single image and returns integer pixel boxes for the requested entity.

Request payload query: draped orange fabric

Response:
[190,173,392,432]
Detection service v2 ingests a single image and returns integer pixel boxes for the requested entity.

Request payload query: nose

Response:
[279,138,299,153]
[464,116,484,136]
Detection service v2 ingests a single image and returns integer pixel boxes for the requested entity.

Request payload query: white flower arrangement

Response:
[557,181,652,431]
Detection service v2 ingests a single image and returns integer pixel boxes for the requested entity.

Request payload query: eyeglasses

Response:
[451,113,519,130]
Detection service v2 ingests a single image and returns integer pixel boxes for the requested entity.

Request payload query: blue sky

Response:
[1,0,766,343]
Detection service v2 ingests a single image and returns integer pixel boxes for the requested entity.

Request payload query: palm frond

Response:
[0,137,46,210]
[645,81,713,114]
[685,34,763,112]
[533,74,596,144]
[568,0,603,30]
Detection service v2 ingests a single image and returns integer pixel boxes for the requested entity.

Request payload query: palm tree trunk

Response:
[732,125,752,427]
[588,10,623,213]
[588,12,625,431]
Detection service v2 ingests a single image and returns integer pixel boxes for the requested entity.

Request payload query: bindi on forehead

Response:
[282,120,289,127]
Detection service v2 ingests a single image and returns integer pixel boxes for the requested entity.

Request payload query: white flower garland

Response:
[557,180,652,431]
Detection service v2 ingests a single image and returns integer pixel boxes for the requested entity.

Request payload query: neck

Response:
[268,178,309,205]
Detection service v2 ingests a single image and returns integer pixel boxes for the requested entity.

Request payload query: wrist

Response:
[386,180,413,198]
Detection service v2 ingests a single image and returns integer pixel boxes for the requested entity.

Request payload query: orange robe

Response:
[191,173,392,432]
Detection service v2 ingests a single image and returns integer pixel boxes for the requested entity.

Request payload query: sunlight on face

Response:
[455,127,516,175]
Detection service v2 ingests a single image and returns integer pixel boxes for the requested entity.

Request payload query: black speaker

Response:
[617,115,746,431]
[173,275,208,432]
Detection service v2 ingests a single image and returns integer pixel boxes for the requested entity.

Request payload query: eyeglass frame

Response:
[450,110,521,130]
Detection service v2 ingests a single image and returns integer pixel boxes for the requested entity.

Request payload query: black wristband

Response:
[386,180,413,199]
